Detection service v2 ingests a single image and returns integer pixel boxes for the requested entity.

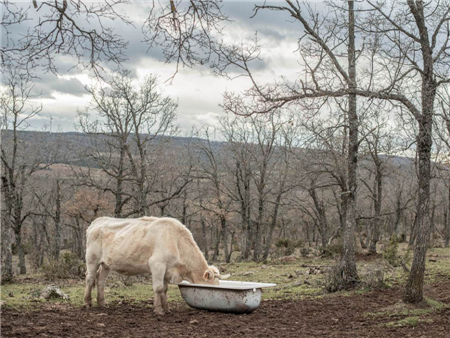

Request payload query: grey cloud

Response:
[2,2,311,133]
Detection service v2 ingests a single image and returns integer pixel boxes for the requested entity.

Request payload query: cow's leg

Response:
[161,281,170,314]
[149,260,166,315]
[84,259,99,307]
[97,263,110,307]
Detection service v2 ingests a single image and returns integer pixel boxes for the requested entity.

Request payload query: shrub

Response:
[41,252,85,280]
[363,268,385,289]
[300,247,310,257]
[322,242,344,257]
[384,234,400,267]
[324,264,345,293]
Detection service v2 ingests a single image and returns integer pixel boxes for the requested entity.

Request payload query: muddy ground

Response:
[2,281,449,338]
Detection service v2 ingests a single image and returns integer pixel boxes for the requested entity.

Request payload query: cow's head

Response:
[202,265,220,285]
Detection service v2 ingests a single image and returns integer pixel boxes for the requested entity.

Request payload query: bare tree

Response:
[78,70,178,217]
[358,0,450,303]
[143,0,229,81]
[220,117,254,260]
[214,1,362,286]
[1,67,58,275]
[359,106,397,254]
[436,85,450,247]
[1,0,131,77]
[33,179,63,259]
[195,128,233,262]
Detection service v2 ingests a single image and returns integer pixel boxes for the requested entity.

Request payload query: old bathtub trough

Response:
[178,280,276,314]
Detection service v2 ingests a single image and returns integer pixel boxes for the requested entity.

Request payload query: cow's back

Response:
[86,217,182,276]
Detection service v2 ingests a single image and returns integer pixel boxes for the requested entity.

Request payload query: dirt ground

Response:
[2,281,449,338]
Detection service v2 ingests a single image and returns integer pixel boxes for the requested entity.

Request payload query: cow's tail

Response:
[94,264,102,288]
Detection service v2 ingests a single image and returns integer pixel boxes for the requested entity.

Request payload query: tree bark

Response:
[14,228,26,274]
[403,0,436,304]
[339,0,359,286]
[1,216,14,281]
[212,225,221,261]
[445,183,450,248]
[54,180,62,260]
[263,193,283,261]
[253,190,265,261]
[369,170,382,254]
[309,188,330,249]
[404,112,433,303]
[220,216,229,263]
[200,215,209,261]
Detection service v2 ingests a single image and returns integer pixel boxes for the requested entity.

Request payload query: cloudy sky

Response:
[2,1,318,134]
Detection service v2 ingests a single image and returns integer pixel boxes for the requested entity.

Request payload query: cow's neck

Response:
[177,233,208,275]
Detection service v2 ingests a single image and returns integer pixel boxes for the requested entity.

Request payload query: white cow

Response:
[84,216,219,314]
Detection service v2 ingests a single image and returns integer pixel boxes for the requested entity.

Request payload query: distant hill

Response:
[0,130,227,168]
[1,130,417,170]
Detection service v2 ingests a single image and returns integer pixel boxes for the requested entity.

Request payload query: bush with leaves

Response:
[383,234,400,267]
[41,252,86,280]
[322,242,344,257]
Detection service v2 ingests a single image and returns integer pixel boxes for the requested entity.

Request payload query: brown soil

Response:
[2,282,449,338]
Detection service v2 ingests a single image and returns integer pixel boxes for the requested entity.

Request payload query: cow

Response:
[84,216,220,315]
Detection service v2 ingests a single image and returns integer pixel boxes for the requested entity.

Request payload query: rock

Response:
[293,280,303,287]
[279,255,297,263]
[97,323,106,327]
[8,292,14,297]
[430,254,438,258]
[261,265,267,269]
[429,258,437,262]
[294,270,302,277]
[40,286,70,300]
[304,280,311,286]
[242,271,254,276]
[190,319,199,325]
[287,273,294,279]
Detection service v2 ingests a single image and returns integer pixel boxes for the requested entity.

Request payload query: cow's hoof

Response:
[98,303,108,308]
[164,308,173,314]
[84,303,92,309]
[154,309,165,316]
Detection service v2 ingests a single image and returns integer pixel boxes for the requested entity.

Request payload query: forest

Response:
[1,1,450,337]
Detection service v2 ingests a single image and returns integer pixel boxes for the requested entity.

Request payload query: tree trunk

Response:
[445,184,450,248]
[1,217,14,281]
[369,170,382,254]
[220,216,229,263]
[14,228,26,274]
[181,190,188,225]
[253,192,264,261]
[114,145,126,217]
[340,0,359,286]
[212,226,221,261]
[263,195,283,260]
[394,196,402,235]
[227,230,235,263]
[309,188,329,249]
[201,215,209,261]
[54,180,62,260]
[404,115,433,303]
[404,34,435,302]
[409,213,418,246]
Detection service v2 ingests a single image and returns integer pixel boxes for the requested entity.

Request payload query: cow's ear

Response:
[203,270,214,281]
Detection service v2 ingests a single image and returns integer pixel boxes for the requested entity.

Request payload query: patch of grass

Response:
[386,316,419,327]
[3,247,450,310]
[366,297,448,320]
